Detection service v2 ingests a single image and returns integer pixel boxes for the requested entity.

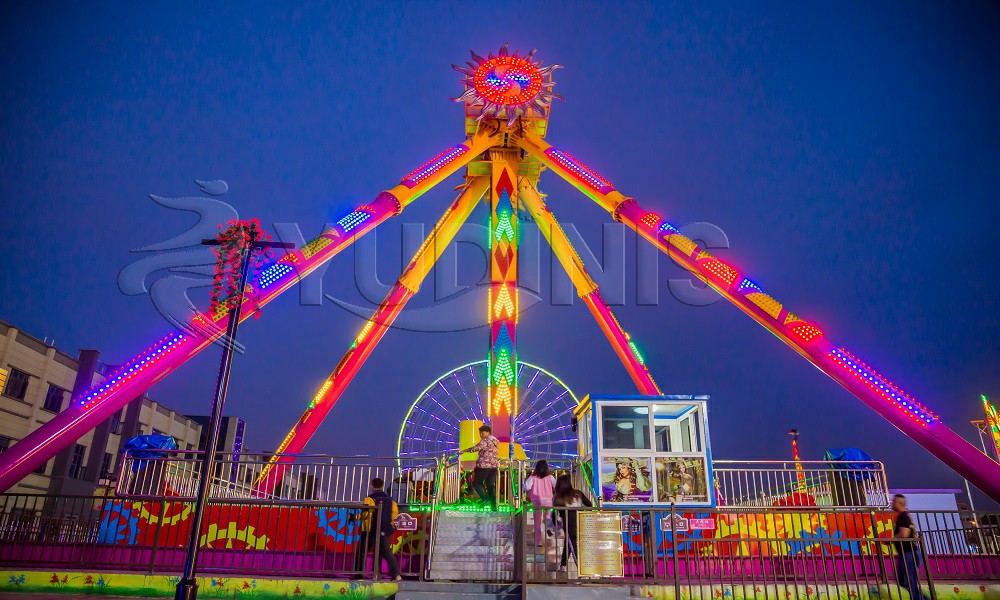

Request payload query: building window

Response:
[42,385,66,413]
[109,409,125,434]
[100,452,114,477]
[68,444,87,479]
[0,436,12,453]
[2,368,31,401]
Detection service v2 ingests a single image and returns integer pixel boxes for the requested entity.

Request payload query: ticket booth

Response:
[574,394,714,508]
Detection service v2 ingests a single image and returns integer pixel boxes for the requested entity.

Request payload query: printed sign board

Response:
[661,514,689,532]
[393,513,418,531]
[689,517,716,530]
[578,511,624,578]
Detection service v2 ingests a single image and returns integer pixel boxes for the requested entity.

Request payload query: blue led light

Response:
[658,221,681,235]
[403,146,467,185]
[828,348,936,424]
[258,263,293,289]
[545,149,614,193]
[78,333,187,408]
[738,278,762,293]
[337,211,371,233]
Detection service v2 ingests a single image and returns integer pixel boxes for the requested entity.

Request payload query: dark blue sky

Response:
[1,3,997,503]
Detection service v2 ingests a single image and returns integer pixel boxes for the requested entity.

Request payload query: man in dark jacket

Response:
[892,494,927,600]
[360,477,402,581]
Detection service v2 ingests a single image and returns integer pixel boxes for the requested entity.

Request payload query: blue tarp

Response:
[122,434,178,471]
[823,447,876,481]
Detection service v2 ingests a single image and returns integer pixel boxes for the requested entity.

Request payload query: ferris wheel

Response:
[396,361,579,462]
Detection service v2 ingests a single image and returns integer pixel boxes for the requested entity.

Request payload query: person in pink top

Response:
[524,460,556,546]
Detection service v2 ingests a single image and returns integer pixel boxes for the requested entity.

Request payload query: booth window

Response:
[651,403,702,453]
[601,405,650,450]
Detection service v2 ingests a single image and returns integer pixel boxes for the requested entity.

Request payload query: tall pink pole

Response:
[0,133,497,492]
[518,132,1000,503]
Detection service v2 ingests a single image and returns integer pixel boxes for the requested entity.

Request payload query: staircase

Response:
[428,509,517,581]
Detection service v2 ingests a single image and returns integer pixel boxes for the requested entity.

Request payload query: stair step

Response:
[430,570,515,581]
[396,581,521,600]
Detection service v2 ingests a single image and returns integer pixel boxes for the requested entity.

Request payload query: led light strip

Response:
[78,333,188,409]
[829,348,937,425]
[545,148,615,194]
[402,145,468,187]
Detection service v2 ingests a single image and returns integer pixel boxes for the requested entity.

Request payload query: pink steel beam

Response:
[0,134,497,492]
[582,290,661,396]
[518,133,1000,503]
[253,178,489,495]
[517,178,660,395]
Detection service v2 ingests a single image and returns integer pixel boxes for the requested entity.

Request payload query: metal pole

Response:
[175,236,291,600]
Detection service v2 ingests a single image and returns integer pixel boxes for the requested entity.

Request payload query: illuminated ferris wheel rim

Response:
[395,359,579,460]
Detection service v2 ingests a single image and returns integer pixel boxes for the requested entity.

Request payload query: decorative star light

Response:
[452,44,562,125]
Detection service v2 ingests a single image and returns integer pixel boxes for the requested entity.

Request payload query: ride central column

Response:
[488,148,520,449]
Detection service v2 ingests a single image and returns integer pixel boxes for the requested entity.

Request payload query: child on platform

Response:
[524,460,556,546]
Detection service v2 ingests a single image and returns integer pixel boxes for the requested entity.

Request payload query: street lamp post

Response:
[787,428,805,489]
[175,236,292,600]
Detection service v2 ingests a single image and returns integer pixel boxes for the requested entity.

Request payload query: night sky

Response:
[1,3,997,505]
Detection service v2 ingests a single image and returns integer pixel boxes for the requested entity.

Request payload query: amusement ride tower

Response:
[0,46,997,504]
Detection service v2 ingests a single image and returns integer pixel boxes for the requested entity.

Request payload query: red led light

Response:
[639,213,661,229]
[473,56,543,106]
[790,322,823,342]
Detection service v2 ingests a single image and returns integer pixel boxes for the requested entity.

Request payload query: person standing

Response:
[460,425,500,509]
[361,477,403,581]
[553,474,593,572]
[892,494,927,600]
[524,460,556,546]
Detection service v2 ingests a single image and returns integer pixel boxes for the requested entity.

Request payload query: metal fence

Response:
[2,492,998,586]
[713,460,890,509]
[117,451,439,506]
[438,457,584,508]
[0,492,432,581]
[520,506,1000,594]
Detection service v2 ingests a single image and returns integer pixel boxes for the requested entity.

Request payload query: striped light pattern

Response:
[829,348,937,426]
[545,149,614,194]
[489,166,518,426]
[78,333,188,409]
[402,145,467,187]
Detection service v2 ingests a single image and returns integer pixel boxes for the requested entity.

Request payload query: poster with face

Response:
[655,457,708,503]
[600,456,653,502]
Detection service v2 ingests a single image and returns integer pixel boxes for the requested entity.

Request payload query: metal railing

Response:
[0,493,419,580]
[2,491,998,586]
[436,457,583,509]
[117,451,439,506]
[713,460,889,508]
[520,506,1000,592]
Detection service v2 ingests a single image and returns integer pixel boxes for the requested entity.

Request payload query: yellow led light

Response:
[493,285,515,318]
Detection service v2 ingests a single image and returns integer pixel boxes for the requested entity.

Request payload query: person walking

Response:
[892,494,927,600]
[553,474,592,571]
[361,477,403,581]
[460,424,500,509]
[524,460,556,546]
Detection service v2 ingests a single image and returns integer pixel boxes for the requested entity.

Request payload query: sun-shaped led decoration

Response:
[453,44,562,125]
